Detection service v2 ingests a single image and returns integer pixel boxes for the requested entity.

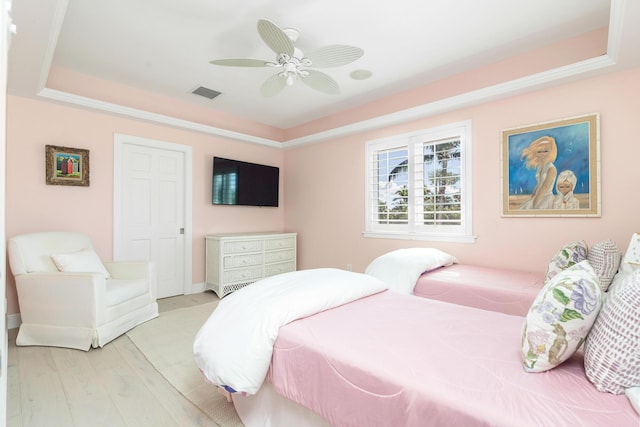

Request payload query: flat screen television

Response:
[212,157,279,207]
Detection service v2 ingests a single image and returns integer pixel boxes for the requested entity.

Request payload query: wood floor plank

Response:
[157,291,218,313]
[16,346,74,427]
[50,346,126,427]
[113,335,217,426]
[85,337,179,427]
[7,293,229,427]
[6,329,22,427]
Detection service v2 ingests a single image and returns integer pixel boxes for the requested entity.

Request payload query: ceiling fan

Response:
[210,19,364,97]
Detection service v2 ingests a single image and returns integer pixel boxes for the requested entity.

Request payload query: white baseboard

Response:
[188,282,206,294]
[8,313,21,330]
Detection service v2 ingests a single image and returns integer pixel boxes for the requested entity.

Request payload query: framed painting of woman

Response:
[501,113,600,217]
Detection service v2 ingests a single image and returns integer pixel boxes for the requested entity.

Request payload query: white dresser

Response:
[205,232,297,298]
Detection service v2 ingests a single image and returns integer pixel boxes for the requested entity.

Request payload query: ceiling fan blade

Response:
[305,45,364,68]
[260,74,287,97]
[257,19,294,57]
[209,58,270,67]
[301,70,340,95]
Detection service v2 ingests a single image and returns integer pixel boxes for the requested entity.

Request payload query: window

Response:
[364,120,474,242]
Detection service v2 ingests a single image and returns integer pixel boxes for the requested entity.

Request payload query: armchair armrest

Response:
[104,261,157,300]
[15,272,107,327]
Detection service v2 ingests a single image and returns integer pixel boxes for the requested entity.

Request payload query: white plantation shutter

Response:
[365,121,474,243]
[368,145,409,228]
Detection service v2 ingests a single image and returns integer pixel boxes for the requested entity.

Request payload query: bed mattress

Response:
[268,291,636,427]
[413,264,544,316]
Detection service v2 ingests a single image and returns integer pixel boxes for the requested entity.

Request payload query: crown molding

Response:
[38,52,617,149]
[282,54,616,148]
[38,88,284,148]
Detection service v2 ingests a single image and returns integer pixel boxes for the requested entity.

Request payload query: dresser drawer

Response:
[223,266,264,283]
[223,253,264,269]
[264,249,295,264]
[265,237,295,251]
[223,239,264,254]
[265,261,296,277]
[206,232,297,298]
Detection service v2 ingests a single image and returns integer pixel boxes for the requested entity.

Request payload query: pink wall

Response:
[284,28,607,140]
[47,66,286,142]
[284,66,640,274]
[5,97,285,315]
[6,66,640,317]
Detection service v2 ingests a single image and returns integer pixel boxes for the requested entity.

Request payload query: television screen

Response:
[212,157,279,207]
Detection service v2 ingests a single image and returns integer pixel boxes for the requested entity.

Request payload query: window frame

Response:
[364,120,475,243]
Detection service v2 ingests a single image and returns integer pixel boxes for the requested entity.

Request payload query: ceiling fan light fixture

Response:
[286,73,295,86]
[350,69,372,80]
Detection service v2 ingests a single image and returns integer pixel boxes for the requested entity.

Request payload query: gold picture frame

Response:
[501,113,600,217]
[45,145,90,187]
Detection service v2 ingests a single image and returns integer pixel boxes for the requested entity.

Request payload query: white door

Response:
[114,135,192,299]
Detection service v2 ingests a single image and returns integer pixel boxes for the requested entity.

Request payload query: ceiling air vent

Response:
[191,86,222,100]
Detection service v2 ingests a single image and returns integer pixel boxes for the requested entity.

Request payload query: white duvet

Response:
[193,268,387,396]
[365,247,457,294]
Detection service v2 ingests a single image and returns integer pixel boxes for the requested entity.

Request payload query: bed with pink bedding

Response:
[194,268,637,427]
[413,264,544,316]
[365,248,544,316]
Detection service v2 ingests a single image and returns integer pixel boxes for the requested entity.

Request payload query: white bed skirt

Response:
[233,382,331,427]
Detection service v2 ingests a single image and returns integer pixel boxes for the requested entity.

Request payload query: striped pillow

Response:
[587,240,622,292]
[584,270,640,394]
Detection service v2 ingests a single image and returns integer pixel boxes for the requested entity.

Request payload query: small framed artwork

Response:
[501,113,600,217]
[45,145,90,187]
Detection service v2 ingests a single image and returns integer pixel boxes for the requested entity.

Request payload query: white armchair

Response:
[8,231,159,351]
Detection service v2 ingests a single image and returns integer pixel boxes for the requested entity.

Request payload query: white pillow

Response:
[521,260,602,373]
[365,248,457,294]
[626,387,640,415]
[51,248,111,278]
[609,233,640,293]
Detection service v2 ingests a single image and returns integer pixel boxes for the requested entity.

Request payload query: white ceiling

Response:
[7,0,640,135]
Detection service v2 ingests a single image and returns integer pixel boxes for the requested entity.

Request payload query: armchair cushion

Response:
[51,248,111,278]
[106,279,150,307]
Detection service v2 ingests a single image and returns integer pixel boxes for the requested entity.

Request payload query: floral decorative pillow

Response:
[521,260,602,373]
[544,240,588,283]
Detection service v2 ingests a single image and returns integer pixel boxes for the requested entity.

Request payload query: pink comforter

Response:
[414,264,544,316]
[269,291,636,427]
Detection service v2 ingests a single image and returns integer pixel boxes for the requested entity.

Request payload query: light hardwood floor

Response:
[7,292,223,427]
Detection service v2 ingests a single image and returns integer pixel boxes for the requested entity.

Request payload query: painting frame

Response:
[45,145,90,187]
[501,113,600,217]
